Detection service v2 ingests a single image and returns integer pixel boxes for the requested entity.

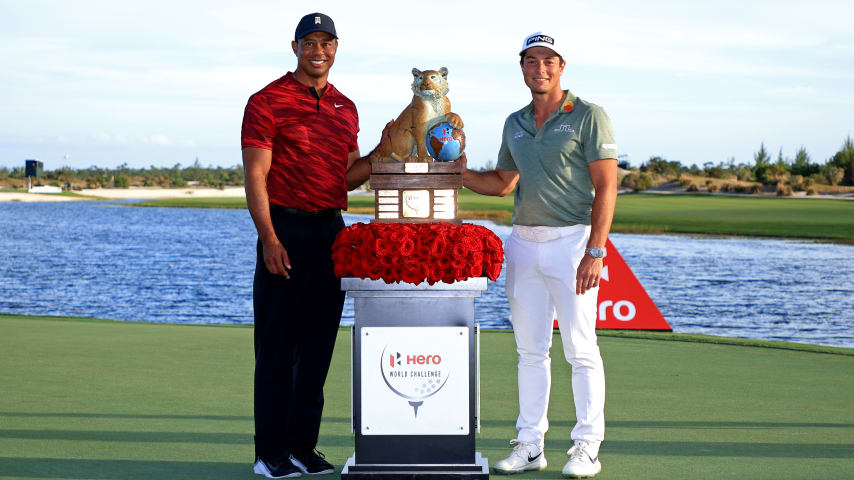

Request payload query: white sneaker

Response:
[492,439,547,475]
[561,441,601,478]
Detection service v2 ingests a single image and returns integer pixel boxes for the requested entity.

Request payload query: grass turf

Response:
[131,191,854,242]
[1,315,852,479]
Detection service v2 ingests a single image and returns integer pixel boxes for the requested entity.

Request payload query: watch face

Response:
[587,247,605,258]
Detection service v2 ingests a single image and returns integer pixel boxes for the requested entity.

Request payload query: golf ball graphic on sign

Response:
[381,345,451,416]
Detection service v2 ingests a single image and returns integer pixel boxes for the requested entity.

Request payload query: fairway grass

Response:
[131,191,854,242]
[1,315,852,479]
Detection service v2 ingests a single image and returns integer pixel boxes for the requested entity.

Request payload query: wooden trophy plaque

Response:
[370,161,463,224]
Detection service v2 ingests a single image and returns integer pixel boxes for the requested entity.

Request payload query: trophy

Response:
[369,67,466,223]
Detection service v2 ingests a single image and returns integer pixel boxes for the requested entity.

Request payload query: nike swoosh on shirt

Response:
[334,103,344,108]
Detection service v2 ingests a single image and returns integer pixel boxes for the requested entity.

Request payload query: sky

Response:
[1,0,853,170]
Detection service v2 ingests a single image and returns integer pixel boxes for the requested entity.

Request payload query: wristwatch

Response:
[584,247,606,259]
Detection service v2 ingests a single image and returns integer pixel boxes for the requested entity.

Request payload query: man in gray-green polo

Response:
[462,31,618,478]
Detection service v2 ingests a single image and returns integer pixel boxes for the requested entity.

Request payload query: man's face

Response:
[521,46,565,94]
[292,32,338,79]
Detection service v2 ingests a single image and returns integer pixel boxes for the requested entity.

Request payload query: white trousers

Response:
[505,224,605,448]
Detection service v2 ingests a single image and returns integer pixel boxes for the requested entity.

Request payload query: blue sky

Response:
[1,0,852,170]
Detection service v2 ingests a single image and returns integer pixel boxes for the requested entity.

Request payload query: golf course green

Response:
[2,315,852,479]
[132,192,854,242]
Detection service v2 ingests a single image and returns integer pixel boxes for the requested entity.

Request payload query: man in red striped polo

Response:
[241,12,364,478]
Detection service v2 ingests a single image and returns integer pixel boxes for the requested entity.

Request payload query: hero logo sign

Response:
[381,346,451,417]
[596,239,670,330]
[555,239,671,330]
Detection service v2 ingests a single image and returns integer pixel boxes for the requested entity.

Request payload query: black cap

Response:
[295,12,338,40]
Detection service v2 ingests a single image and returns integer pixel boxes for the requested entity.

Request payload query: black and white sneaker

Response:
[253,456,302,478]
[290,449,334,475]
[492,439,547,474]
[561,441,602,478]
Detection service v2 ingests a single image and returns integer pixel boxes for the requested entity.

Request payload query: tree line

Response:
[0,159,244,190]
[621,135,854,193]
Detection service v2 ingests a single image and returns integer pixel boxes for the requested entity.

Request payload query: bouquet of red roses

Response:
[332,222,504,285]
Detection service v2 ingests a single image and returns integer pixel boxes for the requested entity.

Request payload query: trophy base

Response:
[341,452,489,480]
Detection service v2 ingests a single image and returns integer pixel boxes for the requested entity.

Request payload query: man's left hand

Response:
[576,255,603,295]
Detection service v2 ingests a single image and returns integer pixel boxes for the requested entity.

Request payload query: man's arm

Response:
[345,120,395,190]
[576,158,618,294]
[243,147,291,279]
[460,154,520,197]
[345,150,369,191]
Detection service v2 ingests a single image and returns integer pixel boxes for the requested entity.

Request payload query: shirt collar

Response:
[521,90,577,119]
[559,90,576,114]
[282,71,337,98]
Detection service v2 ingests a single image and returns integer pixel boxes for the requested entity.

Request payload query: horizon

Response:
[1,1,852,170]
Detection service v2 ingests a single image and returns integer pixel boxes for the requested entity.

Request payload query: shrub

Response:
[735,165,753,181]
[790,175,805,191]
[748,184,763,194]
[678,175,693,187]
[687,183,699,192]
[708,184,720,193]
[114,175,130,188]
[621,172,655,191]
[705,179,713,186]
[720,183,733,192]
[806,187,818,196]
[828,135,854,185]
[824,166,845,186]
[809,173,827,185]
[776,183,792,196]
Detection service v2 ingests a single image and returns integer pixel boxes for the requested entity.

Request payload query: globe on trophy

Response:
[426,121,466,162]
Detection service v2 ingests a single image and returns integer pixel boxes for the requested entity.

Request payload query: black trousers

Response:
[253,205,345,460]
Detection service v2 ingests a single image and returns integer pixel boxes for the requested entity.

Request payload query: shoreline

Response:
[0,186,246,202]
[3,186,853,203]
[3,188,852,244]
[2,313,851,355]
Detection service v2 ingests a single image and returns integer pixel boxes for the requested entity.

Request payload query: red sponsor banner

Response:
[555,238,671,331]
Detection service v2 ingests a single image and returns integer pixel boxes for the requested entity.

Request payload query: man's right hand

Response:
[262,239,291,278]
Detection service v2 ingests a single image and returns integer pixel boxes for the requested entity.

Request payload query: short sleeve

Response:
[241,94,275,150]
[495,118,518,171]
[582,106,618,163]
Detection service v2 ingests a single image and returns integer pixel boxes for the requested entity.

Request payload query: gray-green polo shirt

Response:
[496,90,617,226]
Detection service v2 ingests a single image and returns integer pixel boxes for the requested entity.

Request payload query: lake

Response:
[0,201,852,348]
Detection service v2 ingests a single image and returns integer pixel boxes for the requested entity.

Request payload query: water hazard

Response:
[1,201,852,348]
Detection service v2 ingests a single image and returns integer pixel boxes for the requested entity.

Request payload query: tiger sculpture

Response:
[370,67,464,163]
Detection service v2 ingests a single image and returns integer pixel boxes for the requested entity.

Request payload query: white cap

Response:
[519,32,563,58]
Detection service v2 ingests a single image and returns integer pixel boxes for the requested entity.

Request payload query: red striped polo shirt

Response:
[241,72,359,211]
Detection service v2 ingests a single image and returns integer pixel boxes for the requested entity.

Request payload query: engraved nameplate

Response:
[402,190,430,218]
[404,163,429,174]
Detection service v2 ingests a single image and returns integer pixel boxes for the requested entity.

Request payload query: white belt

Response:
[512,224,586,243]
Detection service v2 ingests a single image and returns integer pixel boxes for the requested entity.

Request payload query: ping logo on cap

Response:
[527,34,554,46]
